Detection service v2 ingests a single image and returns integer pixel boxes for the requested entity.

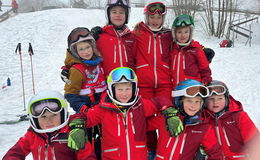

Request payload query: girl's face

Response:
[38,110,61,130]
[206,95,226,113]
[182,96,203,116]
[148,13,163,29]
[115,82,133,103]
[110,6,126,27]
[175,26,191,43]
[76,41,94,60]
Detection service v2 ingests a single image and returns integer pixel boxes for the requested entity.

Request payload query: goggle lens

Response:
[69,28,90,45]
[208,85,226,96]
[31,100,62,118]
[147,3,166,15]
[186,86,209,97]
[174,15,194,27]
[111,67,135,81]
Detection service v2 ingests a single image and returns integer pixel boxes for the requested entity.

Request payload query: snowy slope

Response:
[0,8,259,159]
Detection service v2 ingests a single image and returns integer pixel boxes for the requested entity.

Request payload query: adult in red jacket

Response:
[205,80,260,159]
[171,14,212,89]
[148,79,223,160]
[3,90,95,160]
[95,0,135,78]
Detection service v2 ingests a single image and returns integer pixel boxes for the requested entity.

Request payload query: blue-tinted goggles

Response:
[109,67,136,82]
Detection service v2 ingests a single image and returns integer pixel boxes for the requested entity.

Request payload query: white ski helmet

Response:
[107,67,139,106]
[105,0,131,25]
[27,90,69,133]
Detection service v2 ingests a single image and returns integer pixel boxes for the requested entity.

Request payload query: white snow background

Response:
[0,2,260,159]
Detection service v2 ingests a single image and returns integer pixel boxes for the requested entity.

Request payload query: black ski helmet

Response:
[105,0,131,25]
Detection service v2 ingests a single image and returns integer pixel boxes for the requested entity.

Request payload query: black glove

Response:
[90,26,102,41]
[202,47,215,63]
[60,66,71,84]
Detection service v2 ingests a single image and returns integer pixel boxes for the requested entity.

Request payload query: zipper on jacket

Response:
[222,126,231,146]
[118,38,123,66]
[172,55,177,70]
[125,111,131,160]
[153,35,158,88]
[45,144,49,160]
[215,117,222,145]
[169,136,179,159]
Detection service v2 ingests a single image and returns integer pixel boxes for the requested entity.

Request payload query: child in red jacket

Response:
[3,90,95,160]
[133,2,172,158]
[66,67,184,160]
[148,79,224,160]
[205,80,260,159]
[171,14,212,89]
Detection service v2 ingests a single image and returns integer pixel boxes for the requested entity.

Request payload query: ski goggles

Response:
[107,67,137,83]
[108,0,129,6]
[207,85,227,96]
[68,27,92,45]
[173,14,194,27]
[145,2,166,15]
[172,85,209,98]
[29,99,62,118]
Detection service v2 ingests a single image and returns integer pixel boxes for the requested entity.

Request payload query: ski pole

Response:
[15,43,26,111]
[28,43,35,94]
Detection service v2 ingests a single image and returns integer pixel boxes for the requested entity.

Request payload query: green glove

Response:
[68,118,88,150]
[162,107,184,137]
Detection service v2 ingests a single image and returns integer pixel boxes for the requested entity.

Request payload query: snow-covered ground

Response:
[0,6,259,159]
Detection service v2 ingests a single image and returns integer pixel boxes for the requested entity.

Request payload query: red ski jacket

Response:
[96,25,135,78]
[73,92,172,160]
[3,126,96,160]
[171,40,212,89]
[148,114,224,160]
[133,22,172,89]
[204,96,260,159]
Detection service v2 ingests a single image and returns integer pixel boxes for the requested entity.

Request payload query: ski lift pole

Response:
[28,43,35,94]
[15,43,26,111]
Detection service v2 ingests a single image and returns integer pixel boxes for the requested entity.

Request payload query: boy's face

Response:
[115,82,133,103]
[148,13,163,29]
[110,6,126,27]
[38,110,61,130]
[182,96,203,116]
[175,26,191,43]
[76,41,94,60]
[206,94,226,113]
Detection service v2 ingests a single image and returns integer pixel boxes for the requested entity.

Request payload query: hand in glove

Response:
[90,26,102,41]
[162,107,184,137]
[60,66,71,84]
[68,119,88,150]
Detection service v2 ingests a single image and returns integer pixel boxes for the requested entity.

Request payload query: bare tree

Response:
[171,0,203,18]
[201,0,238,38]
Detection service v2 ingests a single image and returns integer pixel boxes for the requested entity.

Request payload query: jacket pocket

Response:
[103,147,120,159]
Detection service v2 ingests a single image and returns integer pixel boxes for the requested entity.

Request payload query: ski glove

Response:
[68,119,87,151]
[60,66,71,84]
[162,107,184,137]
[90,26,102,41]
